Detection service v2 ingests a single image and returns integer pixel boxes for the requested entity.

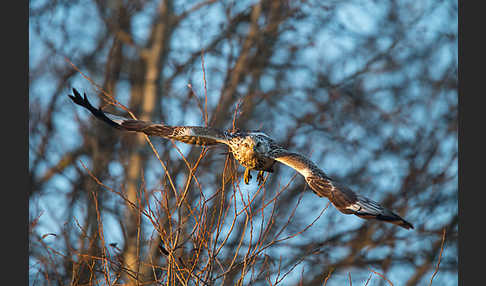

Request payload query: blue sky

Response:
[30,0,457,284]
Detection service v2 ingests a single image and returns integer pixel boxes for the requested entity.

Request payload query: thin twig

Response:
[322,268,333,286]
[368,267,393,286]
[64,58,136,118]
[363,273,372,286]
[201,49,209,126]
[429,228,447,286]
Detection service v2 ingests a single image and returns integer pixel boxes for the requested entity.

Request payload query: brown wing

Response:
[273,150,413,229]
[121,120,228,146]
[68,88,229,146]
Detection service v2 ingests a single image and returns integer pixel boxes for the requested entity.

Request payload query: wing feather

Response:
[68,88,228,146]
[273,150,413,229]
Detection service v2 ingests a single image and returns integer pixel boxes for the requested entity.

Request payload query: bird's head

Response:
[249,132,272,155]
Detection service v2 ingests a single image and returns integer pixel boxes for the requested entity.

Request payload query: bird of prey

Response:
[68,88,414,229]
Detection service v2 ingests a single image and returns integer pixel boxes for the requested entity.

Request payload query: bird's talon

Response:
[244,168,252,184]
[257,171,265,186]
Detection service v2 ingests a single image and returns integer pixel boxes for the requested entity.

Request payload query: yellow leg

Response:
[257,171,265,185]
[244,168,252,184]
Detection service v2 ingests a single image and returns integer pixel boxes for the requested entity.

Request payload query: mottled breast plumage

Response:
[225,131,277,172]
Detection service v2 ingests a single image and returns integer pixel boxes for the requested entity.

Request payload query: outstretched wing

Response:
[68,88,229,146]
[272,150,413,229]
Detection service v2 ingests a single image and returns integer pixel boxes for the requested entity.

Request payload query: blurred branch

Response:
[29,0,457,284]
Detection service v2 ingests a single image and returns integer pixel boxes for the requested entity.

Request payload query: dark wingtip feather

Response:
[72,88,80,97]
[398,219,414,230]
[68,88,92,109]
[68,88,122,129]
[374,213,414,230]
[386,216,414,230]
[356,211,414,230]
[383,214,414,230]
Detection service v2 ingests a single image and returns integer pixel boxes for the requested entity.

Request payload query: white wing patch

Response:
[345,203,362,212]
[104,113,131,125]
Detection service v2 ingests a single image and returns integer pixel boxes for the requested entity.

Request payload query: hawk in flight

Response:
[68,88,413,229]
